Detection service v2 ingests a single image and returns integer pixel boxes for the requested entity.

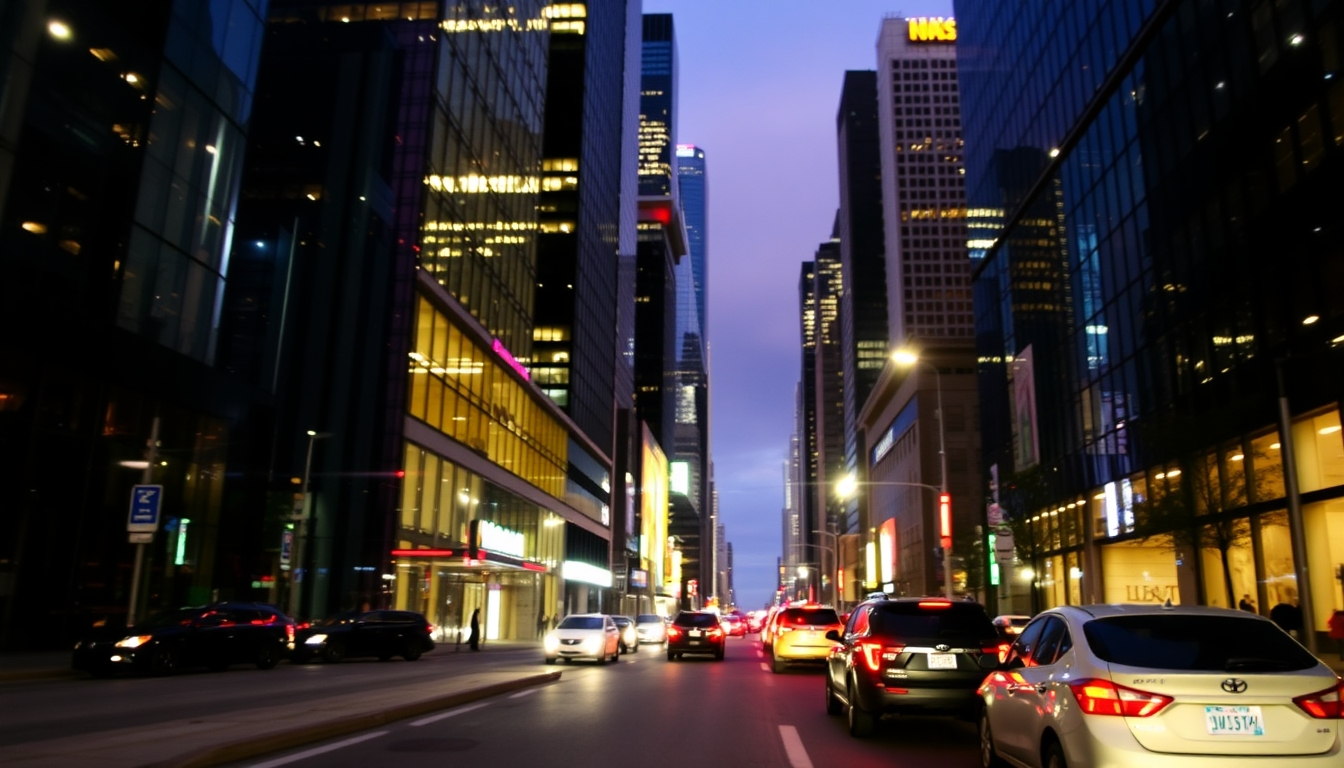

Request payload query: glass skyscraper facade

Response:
[959,0,1344,641]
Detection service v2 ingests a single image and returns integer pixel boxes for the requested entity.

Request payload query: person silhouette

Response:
[1238,594,1255,612]
[467,608,481,651]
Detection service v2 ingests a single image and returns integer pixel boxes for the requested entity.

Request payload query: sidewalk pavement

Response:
[0,665,561,768]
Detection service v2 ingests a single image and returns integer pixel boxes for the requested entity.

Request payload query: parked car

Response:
[636,613,667,645]
[825,596,1002,736]
[544,614,621,664]
[72,602,294,677]
[293,609,434,663]
[769,604,843,672]
[978,604,1344,768]
[612,615,640,653]
[667,611,726,661]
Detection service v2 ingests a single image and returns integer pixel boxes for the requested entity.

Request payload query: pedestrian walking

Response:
[467,608,481,651]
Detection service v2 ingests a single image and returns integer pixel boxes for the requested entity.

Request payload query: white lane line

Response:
[508,688,539,699]
[248,731,388,768]
[760,662,770,672]
[778,725,814,768]
[409,702,491,727]
[756,650,763,657]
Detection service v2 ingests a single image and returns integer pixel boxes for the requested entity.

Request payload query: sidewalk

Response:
[0,666,561,768]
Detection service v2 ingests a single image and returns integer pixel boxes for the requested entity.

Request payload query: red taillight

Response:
[918,600,952,609]
[1293,681,1344,719]
[286,624,295,642]
[296,621,310,630]
[709,627,724,639]
[859,641,884,672]
[667,626,682,640]
[1068,678,1173,717]
[426,623,435,635]
[982,643,1011,662]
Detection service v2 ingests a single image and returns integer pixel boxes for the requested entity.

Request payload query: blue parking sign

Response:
[127,485,163,533]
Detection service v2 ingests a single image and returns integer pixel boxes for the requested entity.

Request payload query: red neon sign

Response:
[939,493,952,547]
[492,338,530,381]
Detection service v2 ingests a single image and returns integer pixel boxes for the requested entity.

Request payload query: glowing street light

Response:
[891,349,953,599]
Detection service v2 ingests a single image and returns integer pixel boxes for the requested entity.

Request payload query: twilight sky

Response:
[641,0,954,609]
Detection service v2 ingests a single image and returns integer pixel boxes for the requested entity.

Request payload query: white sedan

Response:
[544,614,620,664]
[979,603,1342,768]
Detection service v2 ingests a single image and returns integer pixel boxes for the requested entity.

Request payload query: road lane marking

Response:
[248,731,388,768]
[778,725,814,768]
[509,688,539,699]
[409,702,491,726]
[760,663,770,672]
[756,650,763,657]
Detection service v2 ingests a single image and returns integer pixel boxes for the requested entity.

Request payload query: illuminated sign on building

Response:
[630,569,649,589]
[907,17,957,42]
[669,461,690,495]
[492,338,530,381]
[562,560,613,588]
[472,519,525,559]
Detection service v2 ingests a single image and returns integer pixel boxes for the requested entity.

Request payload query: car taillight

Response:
[296,622,310,630]
[286,624,295,642]
[709,628,724,638]
[857,640,903,672]
[426,623,435,635]
[667,626,682,640]
[982,643,1011,662]
[918,600,952,609]
[1293,681,1344,719]
[1068,678,1173,717]
[777,626,794,633]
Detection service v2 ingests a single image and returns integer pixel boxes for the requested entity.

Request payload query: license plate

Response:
[690,630,702,637]
[927,653,958,670]
[1205,706,1264,736]
[689,640,702,646]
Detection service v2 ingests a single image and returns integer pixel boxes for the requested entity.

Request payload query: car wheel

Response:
[545,656,556,665]
[148,646,178,677]
[1042,740,1067,768]
[980,710,1008,767]
[322,639,346,663]
[666,650,677,661]
[846,679,876,738]
[825,677,843,716]
[771,652,786,674]
[402,641,423,662]
[255,644,280,670]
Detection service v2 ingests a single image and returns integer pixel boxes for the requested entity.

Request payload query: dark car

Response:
[666,610,726,661]
[294,609,435,663]
[824,597,1002,737]
[72,602,294,677]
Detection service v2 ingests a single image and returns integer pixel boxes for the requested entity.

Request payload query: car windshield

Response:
[778,608,841,626]
[1082,614,1320,671]
[674,612,721,628]
[870,602,996,639]
[636,614,662,624]
[313,611,364,627]
[613,617,631,627]
[558,616,604,630]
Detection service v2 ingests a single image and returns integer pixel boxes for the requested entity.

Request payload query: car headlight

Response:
[304,634,328,646]
[115,635,153,649]
[544,634,559,652]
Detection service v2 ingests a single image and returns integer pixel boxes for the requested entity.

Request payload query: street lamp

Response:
[812,529,840,606]
[892,349,953,599]
[289,430,332,618]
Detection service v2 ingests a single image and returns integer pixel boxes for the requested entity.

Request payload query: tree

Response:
[999,463,1056,614]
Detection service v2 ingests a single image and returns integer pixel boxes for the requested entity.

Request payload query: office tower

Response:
[0,0,271,649]
[812,226,846,601]
[783,427,802,576]
[638,14,676,198]
[835,71,888,546]
[677,145,708,341]
[958,0,1344,637]
[795,260,819,600]
[236,2,614,632]
[852,17,981,600]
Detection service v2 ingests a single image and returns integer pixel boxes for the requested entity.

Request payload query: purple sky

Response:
[642,0,954,609]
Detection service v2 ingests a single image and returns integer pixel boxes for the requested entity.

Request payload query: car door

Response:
[833,605,872,695]
[190,608,241,667]
[605,616,620,656]
[347,611,382,657]
[1007,617,1072,765]
[989,615,1051,763]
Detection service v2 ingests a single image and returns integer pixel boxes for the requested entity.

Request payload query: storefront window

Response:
[1066,550,1083,605]
[1258,510,1299,613]
[1102,536,1181,604]
[1222,440,1248,508]
[1249,430,1284,502]
[1304,498,1344,634]
[1293,409,1344,494]
[1198,518,1254,609]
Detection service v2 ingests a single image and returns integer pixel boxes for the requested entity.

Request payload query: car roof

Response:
[1050,603,1274,621]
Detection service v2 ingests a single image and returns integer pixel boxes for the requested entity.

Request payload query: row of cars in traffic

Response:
[71,603,437,676]
[753,595,1342,767]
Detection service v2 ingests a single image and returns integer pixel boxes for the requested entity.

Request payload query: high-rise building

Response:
[795,259,819,600]
[812,225,846,602]
[835,70,888,552]
[958,0,1344,642]
[0,0,271,649]
[676,144,708,340]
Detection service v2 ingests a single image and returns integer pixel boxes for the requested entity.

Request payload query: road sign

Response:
[127,485,163,533]
[280,529,294,568]
[128,532,154,544]
[987,503,1003,525]
[994,531,1016,556]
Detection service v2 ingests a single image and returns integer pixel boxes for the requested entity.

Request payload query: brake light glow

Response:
[709,627,724,639]
[667,626,682,640]
[1068,678,1173,717]
[858,640,884,671]
[982,643,1011,662]
[426,623,435,635]
[918,600,952,609]
[1293,681,1344,719]
[286,624,295,642]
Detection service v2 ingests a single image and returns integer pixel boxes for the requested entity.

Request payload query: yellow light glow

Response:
[1302,315,1320,325]
[21,221,47,234]
[907,17,956,42]
[1230,454,1244,461]
[48,20,72,39]
[1321,426,1342,435]
[1166,469,1182,478]
[891,350,919,365]
[425,174,539,194]
[1270,442,1281,450]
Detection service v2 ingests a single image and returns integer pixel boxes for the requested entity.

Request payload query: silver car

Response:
[979,604,1342,768]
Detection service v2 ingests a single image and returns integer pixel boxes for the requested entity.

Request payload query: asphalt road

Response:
[231,637,983,768]
[0,642,539,748]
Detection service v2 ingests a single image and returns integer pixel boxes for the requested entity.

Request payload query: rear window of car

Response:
[778,608,841,626]
[674,612,721,628]
[613,617,631,627]
[636,614,662,624]
[870,602,996,640]
[1082,614,1319,672]
[558,616,604,630]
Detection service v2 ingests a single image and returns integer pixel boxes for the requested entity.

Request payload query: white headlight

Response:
[304,634,328,645]
[544,634,559,652]
[115,635,152,648]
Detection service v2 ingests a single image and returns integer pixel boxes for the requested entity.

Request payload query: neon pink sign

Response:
[492,338,530,381]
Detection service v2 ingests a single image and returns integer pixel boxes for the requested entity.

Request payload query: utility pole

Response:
[126,416,160,627]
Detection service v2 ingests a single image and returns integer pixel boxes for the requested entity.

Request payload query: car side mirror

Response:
[825,629,842,642]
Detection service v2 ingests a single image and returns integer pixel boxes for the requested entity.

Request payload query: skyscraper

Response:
[795,259,819,600]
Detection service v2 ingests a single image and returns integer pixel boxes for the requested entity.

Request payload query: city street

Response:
[228,636,981,768]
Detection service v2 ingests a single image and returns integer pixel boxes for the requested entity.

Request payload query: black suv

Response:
[72,602,294,677]
[666,611,726,661]
[824,597,1002,736]
[294,609,435,663]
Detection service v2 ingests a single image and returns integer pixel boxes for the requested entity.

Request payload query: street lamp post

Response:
[811,529,840,606]
[892,350,953,599]
[289,430,331,619]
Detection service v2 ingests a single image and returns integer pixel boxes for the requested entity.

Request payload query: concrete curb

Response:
[142,670,562,768]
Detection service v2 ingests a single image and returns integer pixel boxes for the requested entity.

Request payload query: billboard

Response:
[640,425,668,590]
[1011,345,1040,469]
